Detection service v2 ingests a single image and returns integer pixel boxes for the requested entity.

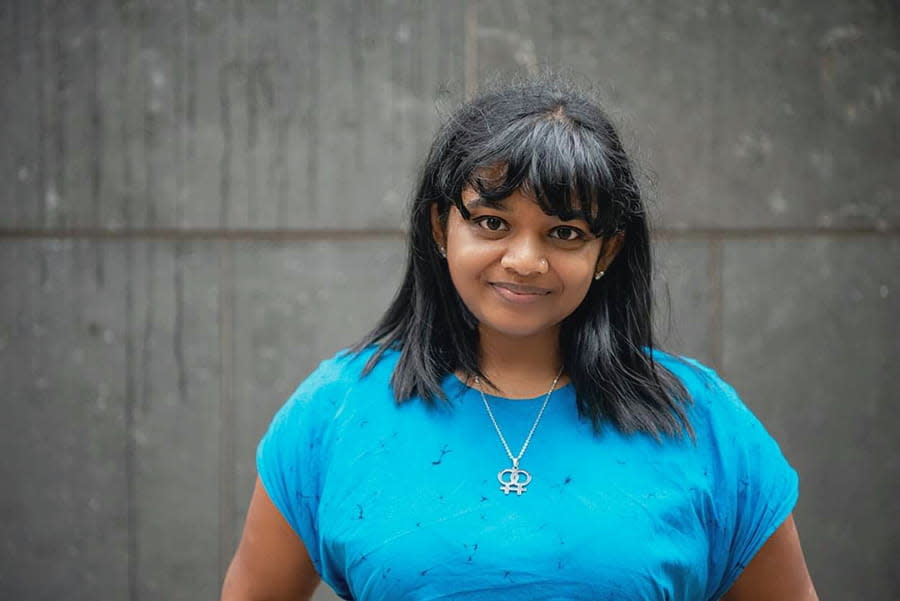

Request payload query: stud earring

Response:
[438,245,447,258]
[594,270,605,280]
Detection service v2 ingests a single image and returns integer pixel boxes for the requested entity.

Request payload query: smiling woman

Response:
[221,79,819,601]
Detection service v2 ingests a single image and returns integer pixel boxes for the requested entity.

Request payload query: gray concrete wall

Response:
[1,2,897,600]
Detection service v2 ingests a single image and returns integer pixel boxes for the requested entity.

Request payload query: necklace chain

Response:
[475,368,563,490]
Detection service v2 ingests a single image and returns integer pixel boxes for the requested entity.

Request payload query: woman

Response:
[222,80,818,600]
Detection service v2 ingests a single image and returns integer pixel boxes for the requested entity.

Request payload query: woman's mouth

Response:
[490,282,552,304]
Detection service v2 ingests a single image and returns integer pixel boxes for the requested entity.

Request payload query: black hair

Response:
[353,78,692,438]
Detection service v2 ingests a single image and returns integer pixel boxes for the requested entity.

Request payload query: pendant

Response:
[497,464,532,495]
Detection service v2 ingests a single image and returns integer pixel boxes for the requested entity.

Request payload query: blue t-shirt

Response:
[257,347,798,600]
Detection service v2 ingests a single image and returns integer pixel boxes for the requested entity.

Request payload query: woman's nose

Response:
[500,236,549,276]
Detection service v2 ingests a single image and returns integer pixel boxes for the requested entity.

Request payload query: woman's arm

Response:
[221,477,321,601]
[722,513,818,601]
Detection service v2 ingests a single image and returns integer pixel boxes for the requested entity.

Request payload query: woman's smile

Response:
[489,281,553,304]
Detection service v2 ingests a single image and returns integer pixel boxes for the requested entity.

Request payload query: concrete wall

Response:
[1,2,897,600]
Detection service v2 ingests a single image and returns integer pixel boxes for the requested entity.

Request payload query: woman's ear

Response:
[430,203,446,250]
[595,232,625,275]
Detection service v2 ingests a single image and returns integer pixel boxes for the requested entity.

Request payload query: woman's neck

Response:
[470,326,567,398]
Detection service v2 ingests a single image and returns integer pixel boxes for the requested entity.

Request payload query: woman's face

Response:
[431,185,623,342]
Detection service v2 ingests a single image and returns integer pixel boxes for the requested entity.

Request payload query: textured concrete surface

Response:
[0,240,225,600]
[0,240,131,600]
[125,240,223,600]
[229,240,406,547]
[722,236,900,600]
[652,239,716,366]
[0,1,466,230]
[2,2,898,601]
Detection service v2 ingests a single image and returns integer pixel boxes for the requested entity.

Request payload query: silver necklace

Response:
[474,367,563,496]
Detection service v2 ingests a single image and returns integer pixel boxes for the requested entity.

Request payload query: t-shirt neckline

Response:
[446,372,574,403]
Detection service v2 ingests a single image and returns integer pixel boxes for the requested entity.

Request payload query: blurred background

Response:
[1,1,898,600]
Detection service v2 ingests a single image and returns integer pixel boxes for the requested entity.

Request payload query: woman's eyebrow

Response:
[464,196,508,211]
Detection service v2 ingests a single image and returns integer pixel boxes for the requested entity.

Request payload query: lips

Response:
[490,282,552,304]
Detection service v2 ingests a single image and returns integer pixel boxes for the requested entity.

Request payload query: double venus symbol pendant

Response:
[497,459,532,495]
[476,367,562,497]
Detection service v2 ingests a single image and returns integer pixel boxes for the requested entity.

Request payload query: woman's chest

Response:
[315,404,714,600]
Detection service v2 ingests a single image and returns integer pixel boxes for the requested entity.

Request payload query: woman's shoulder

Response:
[650,349,773,443]
[298,344,399,392]
[269,345,399,424]
[650,349,726,398]
[650,350,750,428]
[261,345,403,460]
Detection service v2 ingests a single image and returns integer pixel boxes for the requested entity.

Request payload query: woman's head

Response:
[358,78,690,436]
[414,81,649,343]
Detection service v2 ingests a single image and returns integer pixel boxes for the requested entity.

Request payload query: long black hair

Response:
[354,78,692,438]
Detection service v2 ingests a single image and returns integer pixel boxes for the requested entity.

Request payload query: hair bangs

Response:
[453,115,624,236]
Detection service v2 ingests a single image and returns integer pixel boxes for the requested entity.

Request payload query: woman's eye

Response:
[551,226,586,241]
[476,216,507,232]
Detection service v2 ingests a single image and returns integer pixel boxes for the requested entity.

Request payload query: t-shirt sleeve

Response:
[687,362,800,601]
[255,360,346,582]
